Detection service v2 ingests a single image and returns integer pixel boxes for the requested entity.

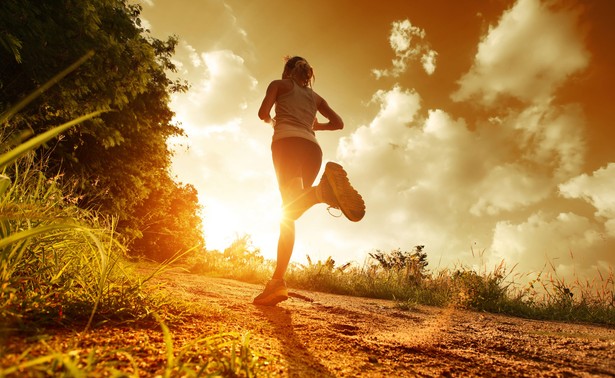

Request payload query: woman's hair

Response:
[283,56,314,87]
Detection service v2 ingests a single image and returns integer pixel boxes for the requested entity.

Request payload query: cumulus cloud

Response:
[373,19,438,78]
[337,86,494,263]
[489,212,612,278]
[560,163,615,237]
[170,46,258,129]
[336,0,606,280]
[452,0,590,105]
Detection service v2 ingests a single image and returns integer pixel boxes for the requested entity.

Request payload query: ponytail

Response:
[283,56,315,87]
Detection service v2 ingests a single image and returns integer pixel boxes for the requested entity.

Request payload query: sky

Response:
[136,0,614,282]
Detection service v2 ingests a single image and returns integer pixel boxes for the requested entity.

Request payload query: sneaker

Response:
[253,279,289,306]
[318,162,365,222]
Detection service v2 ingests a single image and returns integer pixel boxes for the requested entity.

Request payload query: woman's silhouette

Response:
[253,56,365,306]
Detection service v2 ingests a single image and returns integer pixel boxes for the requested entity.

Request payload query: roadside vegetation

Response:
[0,62,267,378]
[191,239,614,326]
[0,1,266,375]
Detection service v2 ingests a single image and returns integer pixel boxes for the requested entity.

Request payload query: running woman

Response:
[253,56,365,306]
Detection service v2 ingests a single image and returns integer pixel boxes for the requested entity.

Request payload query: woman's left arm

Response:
[313,93,344,131]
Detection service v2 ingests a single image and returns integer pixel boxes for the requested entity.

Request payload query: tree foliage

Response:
[369,245,429,283]
[0,0,203,260]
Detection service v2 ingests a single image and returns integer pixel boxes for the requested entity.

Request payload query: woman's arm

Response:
[258,81,279,124]
[313,94,344,131]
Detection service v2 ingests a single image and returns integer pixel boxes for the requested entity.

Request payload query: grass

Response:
[1,130,266,378]
[192,242,614,326]
[0,55,267,377]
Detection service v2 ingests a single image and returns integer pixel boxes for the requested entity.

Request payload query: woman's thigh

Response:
[271,137,322,191]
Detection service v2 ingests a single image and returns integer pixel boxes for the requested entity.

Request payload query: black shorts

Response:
[271,137,323,190]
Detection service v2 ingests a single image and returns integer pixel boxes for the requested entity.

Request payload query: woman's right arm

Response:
[258,81,279,124]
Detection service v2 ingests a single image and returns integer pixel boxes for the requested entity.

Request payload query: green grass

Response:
[193,241,614,326]
[0,132,265,378]
[0,56,267,376]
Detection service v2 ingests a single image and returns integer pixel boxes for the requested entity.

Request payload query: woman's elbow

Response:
[333,118,344,130]
[258,109,268,121]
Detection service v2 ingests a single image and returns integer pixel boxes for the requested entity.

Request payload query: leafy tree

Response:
[0,0,203,259]
[130,176,205,261]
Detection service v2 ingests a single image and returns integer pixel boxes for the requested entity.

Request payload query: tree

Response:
[130,176,205,261]
[0,0,203,258]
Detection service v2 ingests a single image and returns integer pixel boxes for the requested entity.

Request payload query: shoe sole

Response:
[324,162,365,222]
[253,289,289,306]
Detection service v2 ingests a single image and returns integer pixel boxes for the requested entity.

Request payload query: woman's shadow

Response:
[255,305,335,377]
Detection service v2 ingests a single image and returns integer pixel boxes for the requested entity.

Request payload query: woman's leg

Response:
[253,139,323,305]
[271,139,322,279]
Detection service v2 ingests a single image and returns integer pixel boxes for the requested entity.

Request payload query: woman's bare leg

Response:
[271,177,319,279]
[272,217,295,279]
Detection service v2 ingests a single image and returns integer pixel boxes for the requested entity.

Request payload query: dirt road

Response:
[2,269,614,377]
[160,270,614,377]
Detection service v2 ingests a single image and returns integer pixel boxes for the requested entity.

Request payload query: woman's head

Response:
[282,56,314,87]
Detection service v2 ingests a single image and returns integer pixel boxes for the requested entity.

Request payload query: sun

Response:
[200,198,240,252]
[199,195,282,255]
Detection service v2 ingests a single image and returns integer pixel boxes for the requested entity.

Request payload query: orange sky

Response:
[138,0,614,281]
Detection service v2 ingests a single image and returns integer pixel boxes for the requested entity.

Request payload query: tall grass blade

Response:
[0,223,83,249]
[0,174,9,196]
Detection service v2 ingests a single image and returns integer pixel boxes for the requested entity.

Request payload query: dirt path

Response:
[2,268,614,377]
[158,269,614,377]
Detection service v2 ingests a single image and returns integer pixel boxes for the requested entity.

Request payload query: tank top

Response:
[272,81,318,145]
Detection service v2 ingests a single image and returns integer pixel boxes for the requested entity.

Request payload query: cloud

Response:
[452,0,590,105]
[489,211,612,279]
[335,81,608,279]
[166,43,278,252]
[335,0,607,280]
[373,19,438,78]
[170,46,258,130]
[337,86,493,263]
[560,163,615,237]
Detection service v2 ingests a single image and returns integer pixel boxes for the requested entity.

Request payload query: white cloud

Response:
[560,163,615,237]
[486,100,587,183]
[489,212,613,279]
[452,0,590,105]
[170,47,258,129]
[334,0,600,279]
[166,44,276,252]
[421,50,438,76]
[336,87,501,265]
[470,164,551,216]
[373,19,438,78]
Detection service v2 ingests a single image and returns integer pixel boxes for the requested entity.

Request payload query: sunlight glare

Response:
[201,199,240,252]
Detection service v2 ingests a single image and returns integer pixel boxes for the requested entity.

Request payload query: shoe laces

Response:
[326,206,343,217]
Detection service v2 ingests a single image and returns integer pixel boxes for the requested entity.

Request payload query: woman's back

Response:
[274,79,317,135]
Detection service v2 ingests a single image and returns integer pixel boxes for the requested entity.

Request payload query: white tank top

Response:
[272,81,318,145]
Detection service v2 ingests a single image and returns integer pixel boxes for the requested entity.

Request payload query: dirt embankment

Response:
[2,269,614,377]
